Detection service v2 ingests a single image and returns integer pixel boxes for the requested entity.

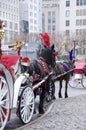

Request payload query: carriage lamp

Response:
[0,20,4,59]
[0,30,4,40]
[0,20,4,40]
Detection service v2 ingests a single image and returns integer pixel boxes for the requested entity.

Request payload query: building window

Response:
[42,13,45,32]
[84,0,86,5]
[66,30,70,35]
[9,22,12,29]
[3,20,7,27]
[15,23,18,30]
[52,12,55,23]
[76,0,86,6]
[48,25,51,31]
[76,9,86,16]
[76,29,79,35]
[80,0,83,5]
[76,20,80,26]
[83,19,86,25]
[76,19,86,26]
[48,11,51,24]
[66,10,70,17]
[76,10,79,16]
[52,25,55,31]
[66,0,70,7]
[66,20,70,26]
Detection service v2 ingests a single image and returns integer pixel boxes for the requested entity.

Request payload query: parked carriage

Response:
[0,46,36,130]
[69,59,86,88]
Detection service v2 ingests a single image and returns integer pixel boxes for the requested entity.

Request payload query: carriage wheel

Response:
[81,75,86,89]
[69,75,84,89]
[0,75,10,130]
[46,80,55,102]
[19,86,35,124]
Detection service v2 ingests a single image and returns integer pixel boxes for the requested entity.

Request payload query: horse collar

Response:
[39,56,46,63]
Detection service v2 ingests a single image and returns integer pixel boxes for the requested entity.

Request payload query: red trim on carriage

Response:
[74,60,86,74]
[0,54,20,76]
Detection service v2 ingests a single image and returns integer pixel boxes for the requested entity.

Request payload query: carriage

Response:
[0,48,36,130]
[69,59,86,88]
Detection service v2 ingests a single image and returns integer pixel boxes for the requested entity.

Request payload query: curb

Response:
[15,101,55,130]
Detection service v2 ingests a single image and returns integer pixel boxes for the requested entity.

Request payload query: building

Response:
[0,0,20,44]
[42,0,59,36]
[19,0,42,42]
[42,0,86,39]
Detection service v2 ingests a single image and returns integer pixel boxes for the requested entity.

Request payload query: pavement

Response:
[15,91,86,130]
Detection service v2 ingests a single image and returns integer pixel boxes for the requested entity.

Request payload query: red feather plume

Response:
[40,32,50,47]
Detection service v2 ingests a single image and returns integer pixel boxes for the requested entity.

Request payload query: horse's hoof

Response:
[53,96,56,100]
[58,95,62,98]
[34,109,36,114]
[39,109,45,114]
[39,111,45,114]
[65,94,68,98]
[65,96,68,98]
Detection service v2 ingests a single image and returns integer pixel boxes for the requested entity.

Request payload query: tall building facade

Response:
[42,0,86,38]
[0,0,19,44]
[19,0,42,42]
[42,0,59,35]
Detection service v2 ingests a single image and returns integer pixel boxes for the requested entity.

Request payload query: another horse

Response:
[21,45,56,114]
[53,60,74,98]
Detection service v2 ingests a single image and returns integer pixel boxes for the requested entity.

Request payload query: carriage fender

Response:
[13,74,27,108]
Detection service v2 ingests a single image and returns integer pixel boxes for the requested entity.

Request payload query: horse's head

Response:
[40,44,58,68]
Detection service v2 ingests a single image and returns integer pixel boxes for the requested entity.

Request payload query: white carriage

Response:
[69,59,86,88]
[0,53,35,130]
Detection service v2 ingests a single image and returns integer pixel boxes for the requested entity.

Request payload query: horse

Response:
[38,45,74,98]
[21,45,56,114]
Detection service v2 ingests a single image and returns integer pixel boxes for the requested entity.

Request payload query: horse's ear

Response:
[51,44,54,50]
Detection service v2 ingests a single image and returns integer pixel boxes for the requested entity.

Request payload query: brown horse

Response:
[53,60,74,98]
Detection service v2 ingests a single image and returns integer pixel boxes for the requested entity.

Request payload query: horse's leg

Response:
[58,80,62,98]
[65,80,68,98]
[33,90,37,114]
[38,86,46,114]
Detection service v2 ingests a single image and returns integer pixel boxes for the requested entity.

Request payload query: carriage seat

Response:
[74,60,86,74]
[0,54,20,78]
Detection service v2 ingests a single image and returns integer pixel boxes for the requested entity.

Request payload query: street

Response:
[4,79,86,130]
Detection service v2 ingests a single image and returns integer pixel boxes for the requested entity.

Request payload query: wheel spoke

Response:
[1,107,7,120]
[0,90,8,101]
[0,75,10,130]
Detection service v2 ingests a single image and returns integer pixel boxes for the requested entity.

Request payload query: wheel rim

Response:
[82,75,86,89]
[19,87,34,124]
[0,75,10,130]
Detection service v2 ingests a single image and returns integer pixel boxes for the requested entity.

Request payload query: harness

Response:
[59,62,69,72]
[31,57,49,83]
[37,56,49,74]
